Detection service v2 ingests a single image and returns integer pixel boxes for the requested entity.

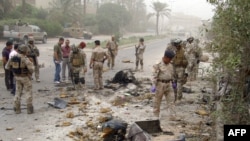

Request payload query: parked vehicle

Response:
[3,24,47,44]
[62,22,92,39]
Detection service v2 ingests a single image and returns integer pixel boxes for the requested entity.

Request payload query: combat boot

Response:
[14,102,21,114]
[135,66,138,71]
[27,104,34,114]
[140,65,143,71]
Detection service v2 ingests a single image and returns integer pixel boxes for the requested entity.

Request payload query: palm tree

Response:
[148,1,170,35]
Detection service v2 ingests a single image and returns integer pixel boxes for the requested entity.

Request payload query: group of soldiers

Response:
[53,36,119,91]
[2,35,201,118]
[2,38,40,114]
[152,37,202,118]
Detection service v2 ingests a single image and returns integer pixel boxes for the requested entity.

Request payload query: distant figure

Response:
[17,19,23,26]
[106,35,118,69]
[172,39,188,102]
[89,40,108,90]
[27,38,40,82]
[135,38,146,71]
[61,39,71,81]
[53,37,64,84]
[2,40,14,91]
[186,37,202,81]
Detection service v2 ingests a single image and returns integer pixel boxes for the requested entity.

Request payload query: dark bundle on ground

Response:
[110,69,137,84]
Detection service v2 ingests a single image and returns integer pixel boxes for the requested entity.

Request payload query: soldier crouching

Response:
[5,44,34,114]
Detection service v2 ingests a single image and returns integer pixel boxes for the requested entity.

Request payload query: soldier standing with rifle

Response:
[89,40,108,90]
[5,45,34,114]
[135,38,146,71]
[106,36,118,69]
[172,39,188,103]
[27,38,40,82]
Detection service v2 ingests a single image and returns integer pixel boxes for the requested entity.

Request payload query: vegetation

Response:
[96,3,131,35]
[148,1,170,35]
[207,0,250,124]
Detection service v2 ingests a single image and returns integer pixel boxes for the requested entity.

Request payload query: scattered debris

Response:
[61,121,72,127]
[6,127,14,131]
[195,109,209,116]
[100,107,112,113]
[47,98,68,109]
[122,59,133,63]
[66,112,74,118]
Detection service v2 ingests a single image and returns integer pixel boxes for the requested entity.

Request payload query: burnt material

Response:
[110,69,137,84]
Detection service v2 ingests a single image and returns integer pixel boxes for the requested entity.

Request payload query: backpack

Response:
[72,52,82,67]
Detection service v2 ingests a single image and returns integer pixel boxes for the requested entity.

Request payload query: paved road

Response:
[0,36,214,141]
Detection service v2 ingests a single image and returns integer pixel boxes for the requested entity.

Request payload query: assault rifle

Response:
[135,45,139,60]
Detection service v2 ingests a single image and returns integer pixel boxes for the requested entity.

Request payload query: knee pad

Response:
[79,77,85,84]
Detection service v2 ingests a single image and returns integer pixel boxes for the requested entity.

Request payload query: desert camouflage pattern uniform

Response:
[172,47,188,100]
[106,40,118,69]
[186,40,202,80]
[152,61,174,116]
[69,46,87,89]
[91,46,107,89]
[27,43,40,81]
[135,44,146,70]
[6,53,34,114]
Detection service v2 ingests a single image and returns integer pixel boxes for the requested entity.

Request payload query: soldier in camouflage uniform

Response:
[5,45,34,114]
[135,38,146,71]
[152,50,175,117]
[186,37,202,81]
[89,40,108,90]
[69,42,87,89]
[172,39,188,102]
[27,38,40,82]
[106,36,118,69]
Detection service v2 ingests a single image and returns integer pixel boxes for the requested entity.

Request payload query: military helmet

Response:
[71,44,79,53]
[139,38,144,42]
[18,44,28,53]
[173,38,182,47]
[28,37,34,43]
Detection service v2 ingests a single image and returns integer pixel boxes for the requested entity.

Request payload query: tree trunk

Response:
[156,12,159,35]
[22,0,26,15]
[83,0,86,16]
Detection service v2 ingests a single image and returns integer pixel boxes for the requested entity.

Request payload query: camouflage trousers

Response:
[72,67,85,90]
[107,52,116,69]
[14,76,33,109]
[93,62,104,89]
[187,58,197,80]
[34,64,40,80]
[153,82,173,116]
[174,66,185,100]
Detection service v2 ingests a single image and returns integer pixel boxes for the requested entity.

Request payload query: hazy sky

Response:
[145,0,215,20]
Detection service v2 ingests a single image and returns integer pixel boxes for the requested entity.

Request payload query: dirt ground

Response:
[0,37,216,141]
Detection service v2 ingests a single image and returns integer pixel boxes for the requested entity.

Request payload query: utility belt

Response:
[157,79,171,83]
[15,73,29,77]
[94,60,104,63]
